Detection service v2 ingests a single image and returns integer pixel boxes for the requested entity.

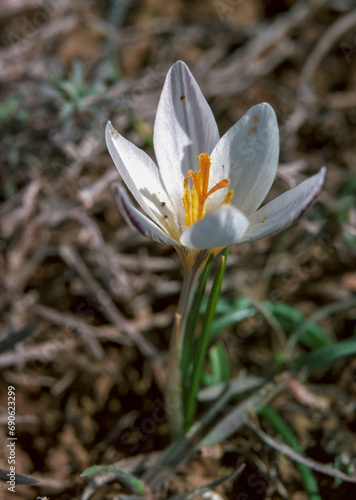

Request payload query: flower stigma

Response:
[183,153,234,226]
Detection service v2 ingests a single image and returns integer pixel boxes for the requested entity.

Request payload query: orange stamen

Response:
[221,189,234,206]
[182,153,234,226]
[208,179,230,197]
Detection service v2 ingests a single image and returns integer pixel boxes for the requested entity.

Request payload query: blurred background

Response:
[0,0,356,499]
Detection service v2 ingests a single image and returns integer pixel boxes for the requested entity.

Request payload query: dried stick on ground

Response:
[59,244,161,359]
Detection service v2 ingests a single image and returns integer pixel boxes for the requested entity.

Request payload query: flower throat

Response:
[183,153,234,226]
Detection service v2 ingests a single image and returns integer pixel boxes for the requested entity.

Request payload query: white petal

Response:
[209,103,279,216]
[241,167,326,242]
[106,122,177,229]
[153,61,220,216]
[180,206,249,249]
[112,183,180,246]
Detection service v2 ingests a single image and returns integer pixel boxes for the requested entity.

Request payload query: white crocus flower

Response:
[106,61,325,267]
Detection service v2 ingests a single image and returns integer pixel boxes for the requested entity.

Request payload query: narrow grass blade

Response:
[198,373,265,402]
[0,469,40,485]
[292,338,356,375]
[210,301,256,337]
[259,405,321,500]
[201,341,230,386]
[210,299,330,353]
[250,410,356,484]
[269,302,330,350]
[81,465,145,495]
[199,374,291,447]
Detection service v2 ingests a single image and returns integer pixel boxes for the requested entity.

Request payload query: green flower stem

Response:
[181,254,214,398]
[165,264,202,438]
[259,404,321,500]
[184,247,229,431]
